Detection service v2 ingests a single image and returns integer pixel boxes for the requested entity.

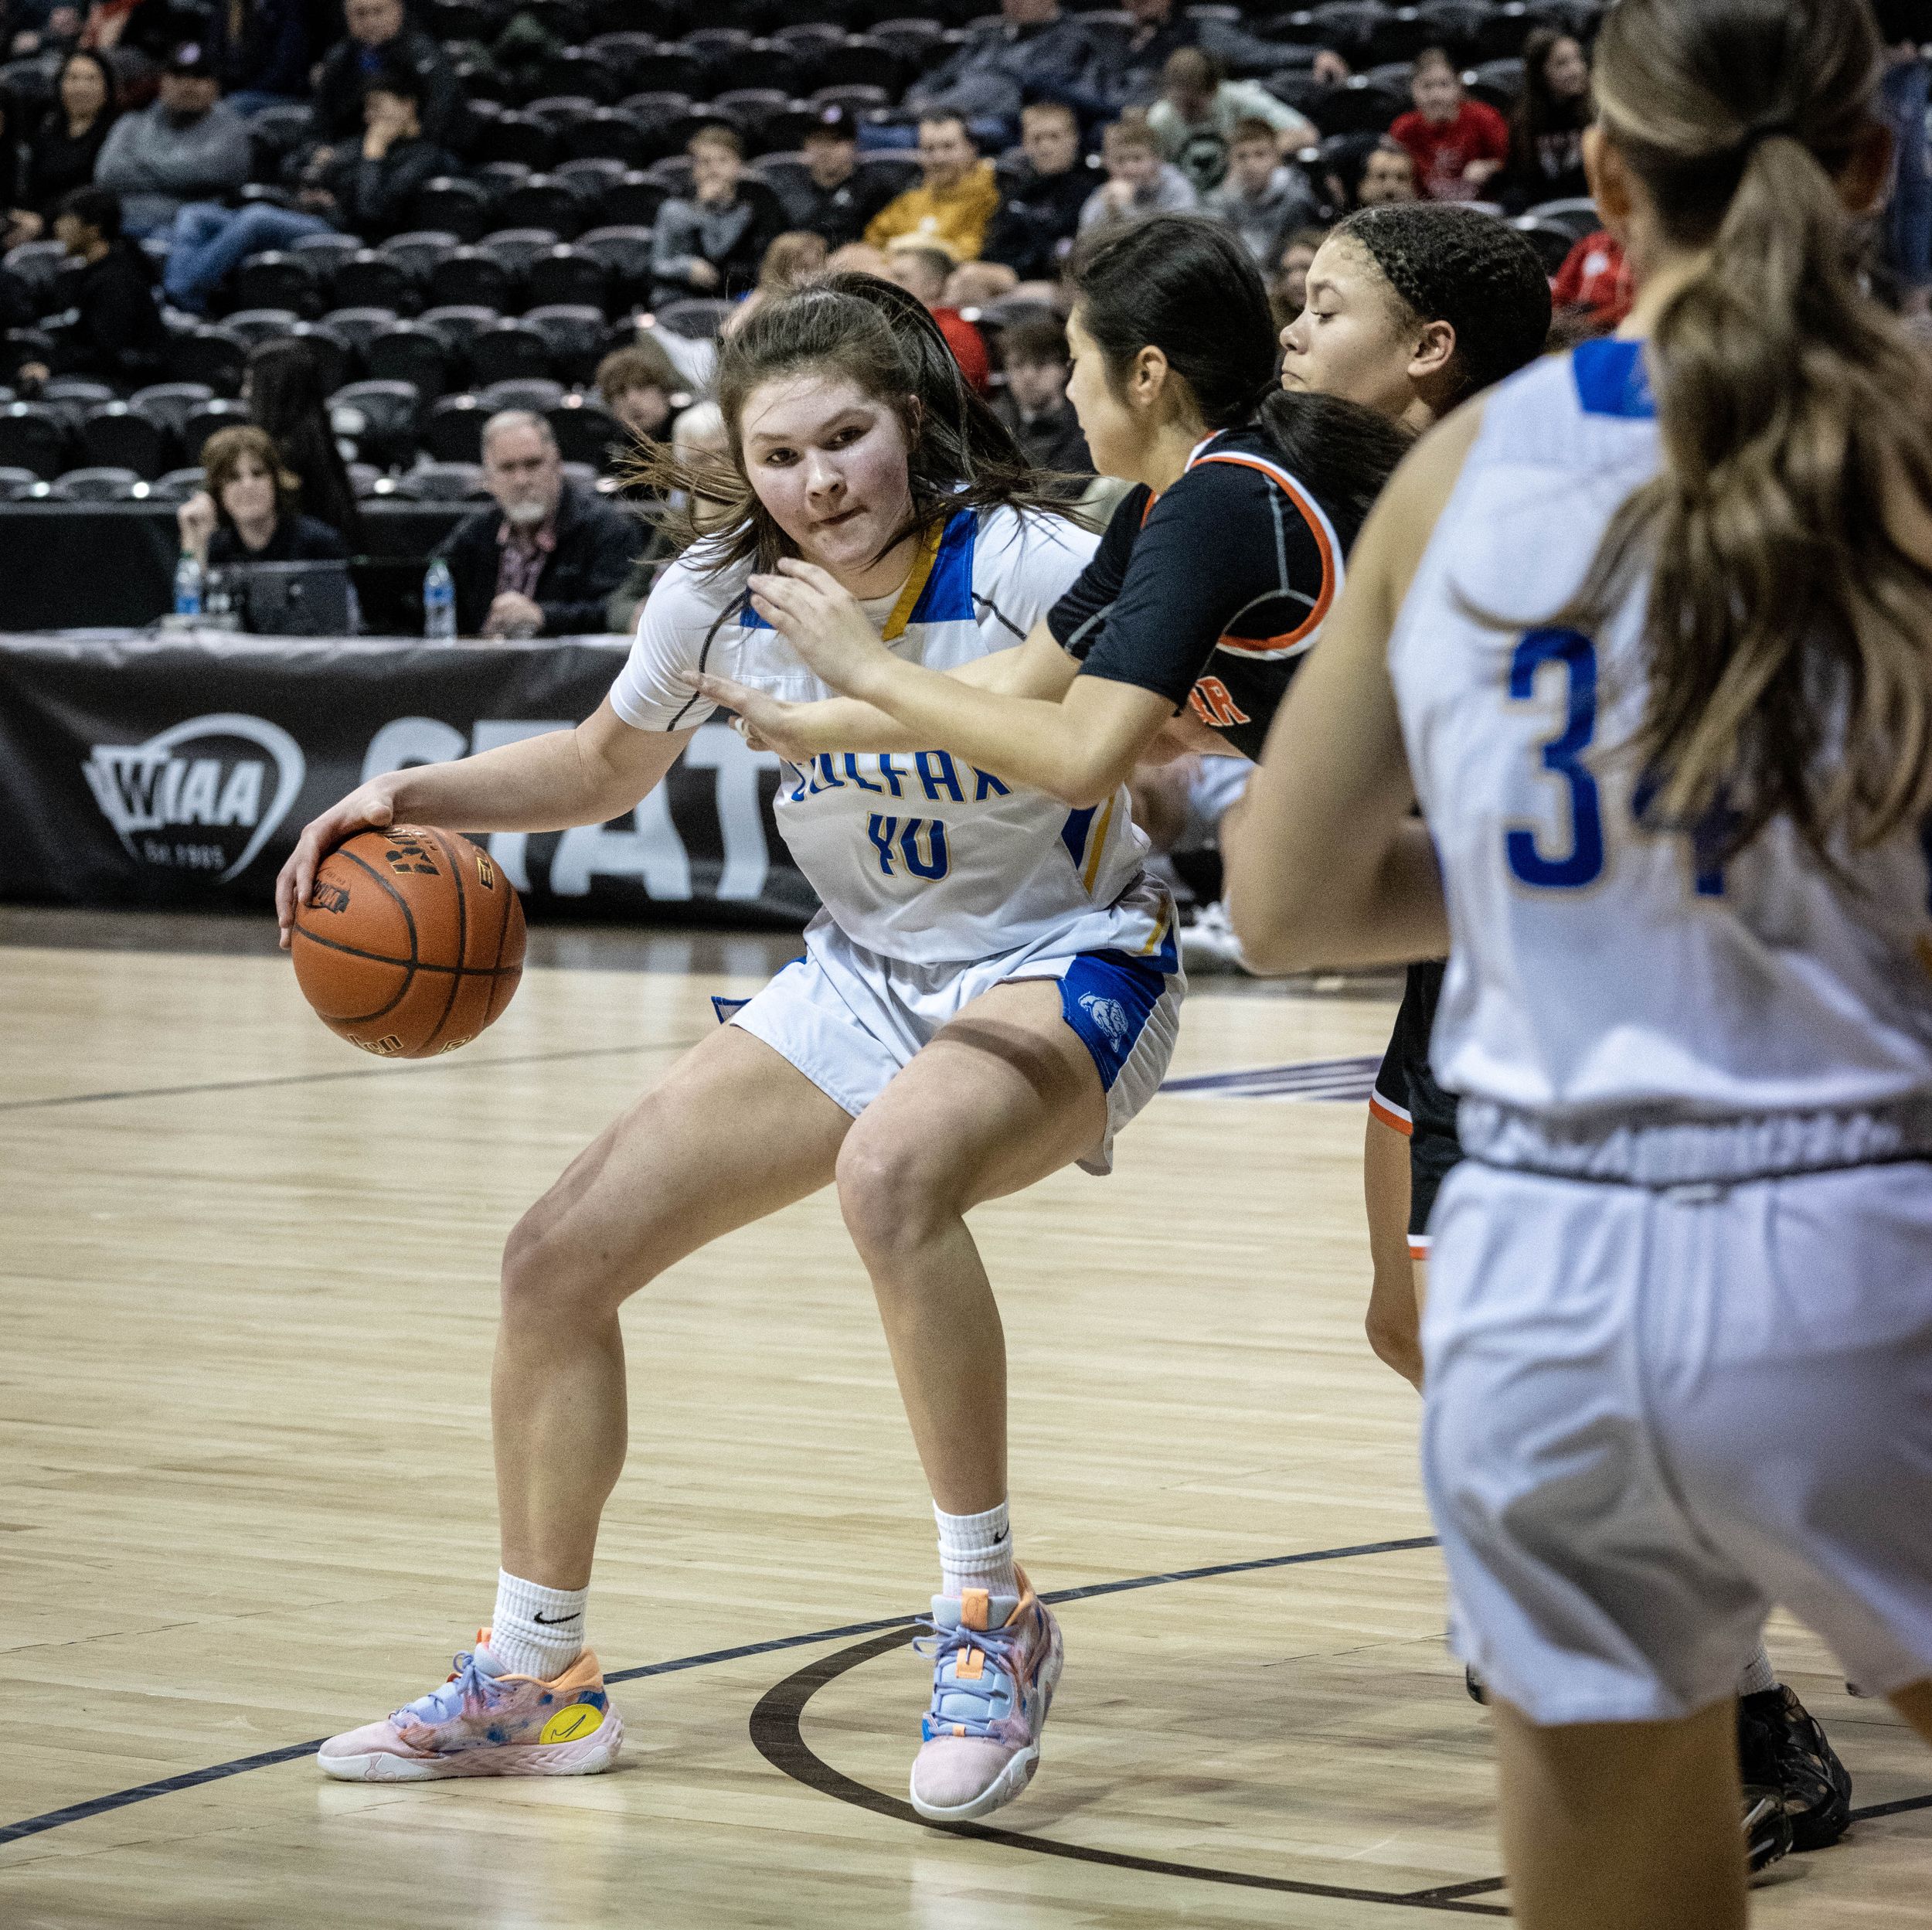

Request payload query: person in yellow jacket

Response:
[864,113,1002,261]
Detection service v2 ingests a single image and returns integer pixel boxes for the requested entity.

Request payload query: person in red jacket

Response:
[1551,226,1634,330]
[883,239,993,395]
[1389,48,1509,201]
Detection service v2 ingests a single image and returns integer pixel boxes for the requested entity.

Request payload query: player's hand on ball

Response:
[746,558,893,699]
[275,781,397,950]
[689,675,818,758]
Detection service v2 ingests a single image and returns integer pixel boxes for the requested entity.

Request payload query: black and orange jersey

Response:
[1046,427,1352,761]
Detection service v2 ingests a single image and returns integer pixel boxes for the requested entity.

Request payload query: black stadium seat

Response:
[229,250,324,317]
[151,465,210,501]
[624,46,703,95]
[480,376,566,414]
[430,246,519,313]
[560,109,653,166]
[181,396,252,461]
[396,459,488,500]
[498,174,587,239]
[167,325,250,395]
[478,227,565,277]
[523,304,608,383]
[420,302,503,354]
[526,93,601,133]
[366,319,455,399]
[584,32,657,93]
[424,392,488,462]
[815,37,908,95]
[468,317,553,386]
[531,49,620,104]
[321,306,402,357]
[3,238,70,305]
[1510,216,1577,274]
[410,175,495,243]
[332,250,418,313]
[129,382,214,438]
[223,307,304,346]
[546,392,626,467]
[0,400,76,479]
[330,379,423,469]
[575,225,656,305]
[0,465,41,499]
[49,465,141,501]
[1526,196,1599,240]
[83,400,174,477]
[382,230,461,282]
[601,170,668,226]
[1308,75,1407,135]
[39,375,114,411]
[1475,0,1537,60]
[526,243,611,311]
[855,149,920,198]
[471,108,560,171]
[654,297,731,339]
[288,321,356,396]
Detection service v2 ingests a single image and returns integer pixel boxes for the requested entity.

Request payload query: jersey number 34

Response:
[1504,628,1727,897]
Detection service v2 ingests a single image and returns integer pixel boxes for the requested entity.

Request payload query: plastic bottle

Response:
[173,550,204,618]
[423,557,457,642]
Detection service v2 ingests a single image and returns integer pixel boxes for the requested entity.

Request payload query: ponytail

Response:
[1554,0,1932,863]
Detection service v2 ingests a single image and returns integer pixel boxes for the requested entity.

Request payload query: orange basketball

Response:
[290,825,526,1057]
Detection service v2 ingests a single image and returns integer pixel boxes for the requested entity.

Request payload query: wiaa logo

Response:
[83,713,305,883]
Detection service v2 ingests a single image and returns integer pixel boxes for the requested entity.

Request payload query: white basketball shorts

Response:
[719,888,1184,1176]
[1421,1156,1932,1724]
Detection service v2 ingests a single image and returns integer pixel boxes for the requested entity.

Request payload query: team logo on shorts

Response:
[1077,993,1131,1054]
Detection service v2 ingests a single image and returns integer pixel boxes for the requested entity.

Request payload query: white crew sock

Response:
[1736,1644,1778,1699]
[488,1569,588,1680]
[934,1499,1018,1598]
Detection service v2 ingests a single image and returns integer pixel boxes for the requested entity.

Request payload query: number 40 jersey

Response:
[609,505,1160,967]
[1392,337,1932,1156]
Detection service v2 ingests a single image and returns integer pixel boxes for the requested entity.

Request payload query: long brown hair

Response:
[1553,0,1932,863]
[634,273,1069,576]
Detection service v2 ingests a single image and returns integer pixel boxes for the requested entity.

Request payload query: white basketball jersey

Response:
[611,505,1155,965]
[1392,339,1932,1159]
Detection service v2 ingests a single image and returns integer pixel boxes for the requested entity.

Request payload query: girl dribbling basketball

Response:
[1230,1,1932,1922]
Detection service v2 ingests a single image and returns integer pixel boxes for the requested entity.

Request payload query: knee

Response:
[835,1125,958,1266]
[499,1200,621,1330]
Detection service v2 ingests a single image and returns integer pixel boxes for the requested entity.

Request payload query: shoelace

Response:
[912,1615,1026,1740]
[397,1649,501,1726]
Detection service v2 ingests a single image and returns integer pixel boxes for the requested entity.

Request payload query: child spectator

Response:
[992,313,1091,476]
[596,340,686,453]
[1206,116,1318,265]
[983,101,1093,282]
[1270,223,1328,325]
[864,113,1002,262]
[883,238,991,394]
[1148,47,1318,189]
[724,230,829,335]
[1389,47,1509,202]
[1499,29,1592,211]
[650,125,785,307]
[1079,117,1198,233]
[1550,226,1632,332]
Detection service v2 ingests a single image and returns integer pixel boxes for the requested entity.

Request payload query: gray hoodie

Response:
[96,100,252,233]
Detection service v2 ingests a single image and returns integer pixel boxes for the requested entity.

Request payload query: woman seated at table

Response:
[176,426,352,570]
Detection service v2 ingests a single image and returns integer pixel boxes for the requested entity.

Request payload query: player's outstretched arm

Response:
[1225,412,1481,972]
[274,700,692,946]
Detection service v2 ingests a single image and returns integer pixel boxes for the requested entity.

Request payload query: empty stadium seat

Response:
[83,400,174,478]
[39,376,115,412]
[624,46,703,95]
[182,397,252,462]
[1466,57,1525,112]
[575,225,656,304]
[228,250,324,317]
[2,238,70,305]
[531,49,620,104]
[523,304,609,383]
[472,109,560,172]
[381,230,461,282]
[420,302,502,349]
[546,393,626,468]
[559,109,654,166]
[330,379,423,469]
[584,32,658,94]
[1475,0,1538,60]
[423,392,488,462]
[1526,196,1600,240]
[815,37,908,95]
[223,307,304,347]
[0,401,76,480]
[287,321,355,396]
[396,459,488,500]
[0,465,40,499]
[480,376,566,414]
[601,171,669,226]
[167,325,250,394]
[498,175,588,239]
[48,465,141,501]
[429,244,519,313]
[526,243,611,311]
[129,382,214,437]
[526,92,602,132]
[320,306,402,353]
[1308,74,1406,134]
[855,149,921,197]
[150,466,210,501]
[653,297,731,339]
[410,176,495,243]
[366,319,455,398]
[468,317,553,385]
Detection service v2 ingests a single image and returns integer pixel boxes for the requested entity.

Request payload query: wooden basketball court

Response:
[2,907,1927,1927]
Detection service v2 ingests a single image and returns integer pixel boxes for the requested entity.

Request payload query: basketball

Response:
[289,825,526,1057]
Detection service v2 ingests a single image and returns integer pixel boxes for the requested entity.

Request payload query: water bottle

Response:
[173,550,203,618]
[423,557,457,642]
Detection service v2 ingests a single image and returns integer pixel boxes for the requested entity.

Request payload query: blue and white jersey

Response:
[610,505,1158,966]
[1391,338,1932,1166]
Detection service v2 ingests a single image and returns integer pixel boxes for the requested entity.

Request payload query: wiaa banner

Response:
[0,633,814,924]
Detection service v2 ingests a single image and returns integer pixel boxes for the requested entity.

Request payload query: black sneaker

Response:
[1743,1784,1795,1872]
[1464,1665,1488,1706]
[1737,1685,1853,1852]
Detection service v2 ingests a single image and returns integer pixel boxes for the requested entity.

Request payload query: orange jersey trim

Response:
[1189,451,1339,655]
[1368,1092,1413,1137]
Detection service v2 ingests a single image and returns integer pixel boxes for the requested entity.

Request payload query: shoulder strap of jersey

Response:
[1186,444,1343,654]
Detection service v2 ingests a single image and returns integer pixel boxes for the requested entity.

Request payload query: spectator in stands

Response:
[312,0,465,155]
[1079,117,1197,233]
[1269,223,1327,325]
[1550,225,1631,332]
[1877,1,1931,312]
[1147,49,1318,191]
[1388,48,1509,202]
[24,186,163,389]
[992,312,1090,475]
[175,424,351,570]
[788,105,898,252]
[983,100,1091,282]
[882,239,991,394]
[1343,137,1420,209]
[203,0,308,116]
[864,113,1002,262]
[244,336,359,546]
[944,258,1018,310]
[94,43,250,235]
[904,0,1100,138]
[604,400,729,635]
[725,230,828,335]
[162,58,448,311]
[651,124,785,309]
[7,50,117,243]
[1100,0,1199,110]
[1206,116,1318,266]
[433,411,636,638]
[1499,29,1592,212]
[596,340,685,453]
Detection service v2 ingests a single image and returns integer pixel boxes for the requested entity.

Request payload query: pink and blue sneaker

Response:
[317,1632,623,1782]
[910,1567,1063,1822]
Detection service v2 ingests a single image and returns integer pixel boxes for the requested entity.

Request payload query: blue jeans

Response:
[1882,58,1931,294]
[225,90,309,117]
[162,201,335,313]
